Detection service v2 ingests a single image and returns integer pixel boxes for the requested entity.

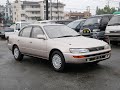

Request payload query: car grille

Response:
[110,31,120,33]
[85,51,110,57]
[89,46,104,52]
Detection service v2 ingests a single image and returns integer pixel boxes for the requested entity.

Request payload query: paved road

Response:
[0,40,120,90]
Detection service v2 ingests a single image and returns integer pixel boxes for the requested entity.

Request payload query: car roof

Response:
[16,21,31,24]
[73,19,86,21]
[90,14,113,18]
[28,23,64,27]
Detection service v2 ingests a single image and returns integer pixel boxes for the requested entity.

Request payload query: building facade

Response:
[4,0,13,24]
[12,0,65,22]
[65,11,91,20]
[0,5,5,26]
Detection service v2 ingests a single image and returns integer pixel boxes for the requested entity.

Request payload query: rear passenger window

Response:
[19,26,32,37]
[31,26,44,38]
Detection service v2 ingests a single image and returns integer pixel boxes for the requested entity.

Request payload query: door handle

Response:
[18,40,19,42]
[30,42,32,43]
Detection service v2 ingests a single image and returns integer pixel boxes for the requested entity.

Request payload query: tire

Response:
[13,46,23,61]
[50,51,65,72]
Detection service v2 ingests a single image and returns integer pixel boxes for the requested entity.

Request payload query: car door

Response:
[18,26,32,54]
[28,25,47,58]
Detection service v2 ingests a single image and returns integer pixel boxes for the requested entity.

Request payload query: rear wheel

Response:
[13,46,23,61]
[51,51,65,72]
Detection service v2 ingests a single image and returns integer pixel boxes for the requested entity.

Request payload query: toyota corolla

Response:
[8,24,111,72]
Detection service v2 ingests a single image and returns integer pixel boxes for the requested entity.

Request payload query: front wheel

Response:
[51,51,65,72]
[13,46,23,61]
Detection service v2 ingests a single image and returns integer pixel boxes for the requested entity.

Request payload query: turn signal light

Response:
[73,56,85,58]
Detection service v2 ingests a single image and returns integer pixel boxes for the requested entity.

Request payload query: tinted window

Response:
[44,25,79,39]
[67,20,80,29]
[83,17,101,26]
[108,15,120,26]
[20,26,32,37]
[31,26,44,38]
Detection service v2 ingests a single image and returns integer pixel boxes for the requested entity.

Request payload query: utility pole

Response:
[46,0,49,20]
[57,0,59,20]
[87,6,90,17]
[107,0,110,7]
[50,0,52,20]
[119,2,120,11]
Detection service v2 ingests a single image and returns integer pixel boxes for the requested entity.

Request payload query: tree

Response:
[96,5,117,15]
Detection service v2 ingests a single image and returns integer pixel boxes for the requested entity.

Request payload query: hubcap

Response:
[52,54,62,69]
[14,48,19,59]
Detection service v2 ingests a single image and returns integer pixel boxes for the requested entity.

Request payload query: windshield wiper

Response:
[57,35,74,38]
[108,23,120,26]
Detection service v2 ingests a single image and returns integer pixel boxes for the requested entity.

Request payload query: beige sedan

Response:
[8,24,111,72]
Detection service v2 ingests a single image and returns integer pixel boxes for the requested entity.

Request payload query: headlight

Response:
[93,29,100,32]
[104,44,110,49]
[70,48,89,54]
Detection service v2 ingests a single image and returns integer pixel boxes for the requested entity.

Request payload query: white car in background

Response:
[105,15,120,45]
[5,22,30,38]
[8,24,111,72]
[34,20,56,24]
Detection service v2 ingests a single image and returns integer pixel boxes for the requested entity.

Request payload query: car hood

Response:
[51,36,107,48]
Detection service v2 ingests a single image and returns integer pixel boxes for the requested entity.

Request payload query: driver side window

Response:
[19,26,32,37]
[31,26,44,38]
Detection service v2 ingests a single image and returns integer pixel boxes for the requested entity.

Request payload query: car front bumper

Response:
[63,50,111,64]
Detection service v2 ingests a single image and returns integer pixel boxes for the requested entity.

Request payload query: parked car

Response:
[67,19,86,32]
[35,20,73,25]
[55,20,73,25]
[35,20,56,24]
[8,24,111,72]
[105,15,120,45]
[0,27,14,39]
[80,14,113,43]
[5,22,30,38]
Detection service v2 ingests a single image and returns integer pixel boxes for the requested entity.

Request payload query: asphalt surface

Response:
[0,39,120,90]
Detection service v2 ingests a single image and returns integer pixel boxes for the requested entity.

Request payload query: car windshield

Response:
[83,17,101,26]
[108,15,120,26]
[67,20,81,29]
[44,25,80,39]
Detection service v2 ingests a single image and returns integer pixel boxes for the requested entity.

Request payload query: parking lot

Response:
[0,39,120,90]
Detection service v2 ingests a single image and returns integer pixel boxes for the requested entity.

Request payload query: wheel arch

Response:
[49,48,64,60]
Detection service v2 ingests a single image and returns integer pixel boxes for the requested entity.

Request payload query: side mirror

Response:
[37,34,46,40]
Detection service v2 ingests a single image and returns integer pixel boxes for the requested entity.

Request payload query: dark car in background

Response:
[67,19,86,32]
[80,14,113,43]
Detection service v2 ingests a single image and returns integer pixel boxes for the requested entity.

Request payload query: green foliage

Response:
[96,5,117,15]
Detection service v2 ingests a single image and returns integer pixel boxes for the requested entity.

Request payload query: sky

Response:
[1,0,120,15]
